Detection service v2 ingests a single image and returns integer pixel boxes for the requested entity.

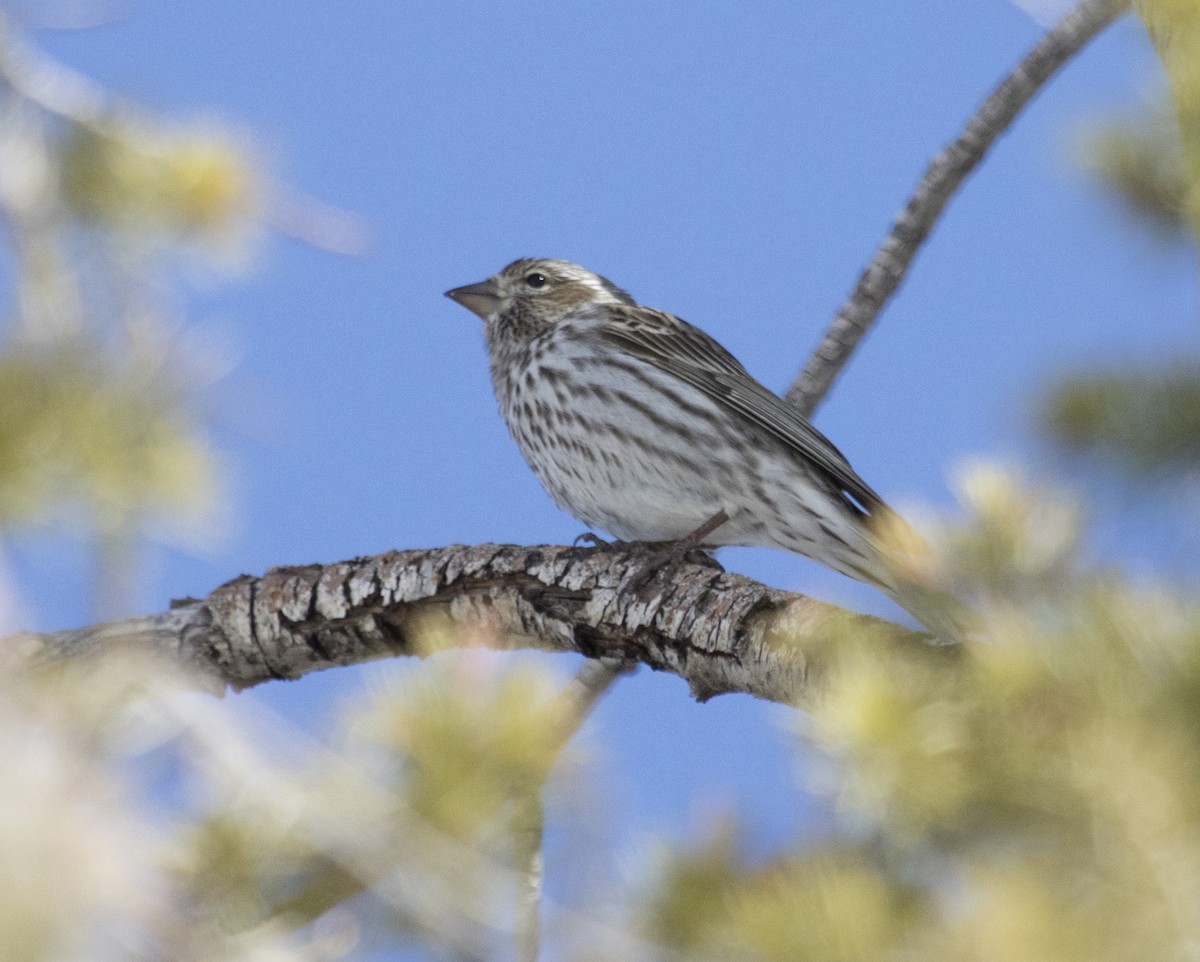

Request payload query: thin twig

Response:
[556,656,636,735]
[513,793,545,962]
[785,0,1128,417]
[516,658,635,962]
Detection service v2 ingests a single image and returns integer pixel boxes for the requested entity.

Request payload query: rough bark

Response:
[18,542,917,705]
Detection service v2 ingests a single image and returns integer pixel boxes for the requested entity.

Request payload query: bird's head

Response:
[445,258,635,336]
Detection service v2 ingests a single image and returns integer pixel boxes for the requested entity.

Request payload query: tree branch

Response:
[785,0,1128,417]
[18,543,918,706]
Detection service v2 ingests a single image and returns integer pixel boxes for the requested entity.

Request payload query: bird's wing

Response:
[596,306,888,517]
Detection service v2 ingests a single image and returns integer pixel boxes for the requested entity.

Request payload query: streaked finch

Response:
[447,258,961,638]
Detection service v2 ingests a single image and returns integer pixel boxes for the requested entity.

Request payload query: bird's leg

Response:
[663,509,728,570]
[681,509,730,548]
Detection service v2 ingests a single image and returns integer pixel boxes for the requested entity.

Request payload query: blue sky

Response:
[7,0,1192,922]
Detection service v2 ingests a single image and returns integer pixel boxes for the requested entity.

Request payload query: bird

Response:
[445,258,963,638]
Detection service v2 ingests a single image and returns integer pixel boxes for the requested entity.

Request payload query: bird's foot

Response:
[644,509,729,575]
[573,514,727,594]
[573,531,611,548]
[620,538,725,595]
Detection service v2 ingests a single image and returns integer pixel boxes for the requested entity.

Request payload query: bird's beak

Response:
[444,278,501,320]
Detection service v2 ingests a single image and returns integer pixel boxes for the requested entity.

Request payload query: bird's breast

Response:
[488,329,740,540]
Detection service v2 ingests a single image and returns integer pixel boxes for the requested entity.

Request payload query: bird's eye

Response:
[524,273,547,289]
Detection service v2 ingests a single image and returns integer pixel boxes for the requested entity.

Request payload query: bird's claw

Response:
[620,539,724,595]
[573,531,611,548]
[678,545,723,571]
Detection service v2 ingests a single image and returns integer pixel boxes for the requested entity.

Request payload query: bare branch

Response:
[0,11,111,124]
[18,542,919,706]
[785,0,1128,417]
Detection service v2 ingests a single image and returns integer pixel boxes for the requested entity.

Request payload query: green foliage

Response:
[1135,0,1200,234]
[1082,5,1200,238]
[1047,6,1200,484]
[1038,364,1200,475]
[1079,107,1190,236]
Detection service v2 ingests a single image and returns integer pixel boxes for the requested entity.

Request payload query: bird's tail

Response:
[868,507,975,643]
[882,578,976,643]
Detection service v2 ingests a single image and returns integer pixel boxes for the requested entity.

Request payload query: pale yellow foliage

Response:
[2,642,602,960]
[0,649,337,962]
[2,10,1198,962]
[347,654,578,839]
[0,347,217,530]
[645,471,1200,962]
[0,32,260,558]
[61,118,261,253]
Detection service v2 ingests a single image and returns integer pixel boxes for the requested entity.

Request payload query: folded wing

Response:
[597,306,888,520]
